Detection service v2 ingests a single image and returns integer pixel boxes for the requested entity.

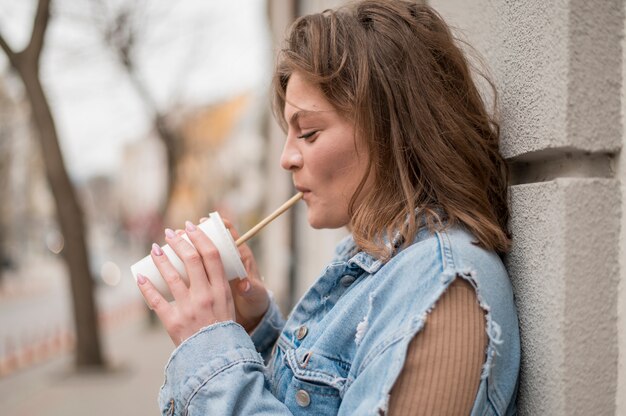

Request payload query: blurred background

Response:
[0,0,348,414]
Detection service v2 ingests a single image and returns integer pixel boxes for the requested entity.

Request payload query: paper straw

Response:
[236,192,304,246]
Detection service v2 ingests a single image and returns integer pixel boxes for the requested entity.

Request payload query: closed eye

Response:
[297,130,319,140]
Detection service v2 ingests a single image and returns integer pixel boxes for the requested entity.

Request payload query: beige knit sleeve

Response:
[387,278,487,416]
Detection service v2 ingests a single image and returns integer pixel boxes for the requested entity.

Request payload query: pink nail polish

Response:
[137,273,147,284]
[185,220,197,232]
[165,228,176,238]
[152,243,163,256]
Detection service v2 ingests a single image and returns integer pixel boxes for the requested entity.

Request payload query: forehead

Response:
[284,73,335,122]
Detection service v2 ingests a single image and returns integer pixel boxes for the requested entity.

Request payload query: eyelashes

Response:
[297,130,319,140]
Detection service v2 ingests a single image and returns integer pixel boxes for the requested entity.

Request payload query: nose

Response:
[280,137,303,171]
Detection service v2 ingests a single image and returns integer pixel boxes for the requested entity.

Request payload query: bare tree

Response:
[0,0,104,368]
[92,1,182,232]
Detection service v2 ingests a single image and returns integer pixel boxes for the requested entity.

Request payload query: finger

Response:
[164,227,211,291]
[237,278,252,293]
[136,273,173,320]
[184,221,227,289]
[230,274,266,300]
[229,277,251,296]
[150,243,188,301]
[176,229,185,236]
[222,219,252,254]
[222,218,237,235]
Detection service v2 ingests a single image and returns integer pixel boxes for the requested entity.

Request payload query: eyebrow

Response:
[289,110,315,126]
[288,109,330,126]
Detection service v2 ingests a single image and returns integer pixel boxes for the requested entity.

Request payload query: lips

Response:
[295,185,311,193]
[294,185,311,201]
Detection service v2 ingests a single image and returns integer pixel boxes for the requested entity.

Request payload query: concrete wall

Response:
[430,0,623,414]
[617,7,626,414]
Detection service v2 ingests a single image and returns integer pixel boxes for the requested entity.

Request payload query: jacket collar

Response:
[334,208,443,274]
[334,234,384,274]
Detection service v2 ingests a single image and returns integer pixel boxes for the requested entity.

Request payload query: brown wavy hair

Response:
[272,0,510,259]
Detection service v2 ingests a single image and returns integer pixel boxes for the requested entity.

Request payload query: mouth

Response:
[294,185,311,200]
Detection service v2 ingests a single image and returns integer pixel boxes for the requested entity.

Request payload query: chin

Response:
[307,210,347,229]
[306,212,326,229]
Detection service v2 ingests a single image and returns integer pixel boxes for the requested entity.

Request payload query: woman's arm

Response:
[157,321,294,415]
[137,225,294,415]
[388,278,487,415]
[248,290,286,362]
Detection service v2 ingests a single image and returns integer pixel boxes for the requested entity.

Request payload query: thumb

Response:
[232,277,266,298]
[236,277,252,295]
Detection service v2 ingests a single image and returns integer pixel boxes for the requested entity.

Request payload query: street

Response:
[0,249,175,415]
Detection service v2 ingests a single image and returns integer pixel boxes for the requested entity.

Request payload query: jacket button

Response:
[296,325,308,340]
[295,389,311,407]
[340,275,356,286]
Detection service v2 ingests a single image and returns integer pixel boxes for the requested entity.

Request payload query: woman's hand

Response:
[201,217,270,334]
[136,222,237,346]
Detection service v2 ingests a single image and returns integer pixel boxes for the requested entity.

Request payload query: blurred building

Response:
[118,93,266,249]
[168,93,265,227]
[118,130,168,249]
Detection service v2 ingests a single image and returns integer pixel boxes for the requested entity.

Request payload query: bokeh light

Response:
[100,261,121,286]
[45,230,64,254]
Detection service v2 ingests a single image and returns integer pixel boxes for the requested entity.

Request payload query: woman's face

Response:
[280,72,372,229]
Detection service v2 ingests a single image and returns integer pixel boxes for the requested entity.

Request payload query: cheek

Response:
[318,153,351,187]
[324,157,364,203]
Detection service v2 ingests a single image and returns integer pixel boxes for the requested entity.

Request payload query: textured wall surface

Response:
[616,9,626,414]
[431,0,624,414]
[507,179,619,415]
[432,0,622,160]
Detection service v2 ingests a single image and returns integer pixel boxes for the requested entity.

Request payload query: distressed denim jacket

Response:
[159,224,520,415]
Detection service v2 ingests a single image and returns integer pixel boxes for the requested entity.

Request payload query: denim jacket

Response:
[158,225,520,415]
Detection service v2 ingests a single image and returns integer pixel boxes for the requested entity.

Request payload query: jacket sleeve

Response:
[158,321,293,416]
[248,290,286,363]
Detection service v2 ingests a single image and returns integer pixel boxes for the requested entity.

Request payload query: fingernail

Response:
[185,220,197,232]
[200,217,208,223]
[151,243,163,256]
[137,273,147,284]
[165,228,176,238]
[243,279,251,293]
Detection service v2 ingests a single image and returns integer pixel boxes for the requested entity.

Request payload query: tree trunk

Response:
[20,69,105,368]
[154,114,180,222]
[0,0,104,369]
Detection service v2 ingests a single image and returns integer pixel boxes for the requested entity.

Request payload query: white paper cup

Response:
[130,212,247,299]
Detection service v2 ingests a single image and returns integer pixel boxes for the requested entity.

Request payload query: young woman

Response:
[136,1,520,414]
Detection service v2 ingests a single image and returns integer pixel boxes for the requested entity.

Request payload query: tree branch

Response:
[0,32,18,69]
[25,0,51,62]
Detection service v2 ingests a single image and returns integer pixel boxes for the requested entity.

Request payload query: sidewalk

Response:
[0,312,174,416]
